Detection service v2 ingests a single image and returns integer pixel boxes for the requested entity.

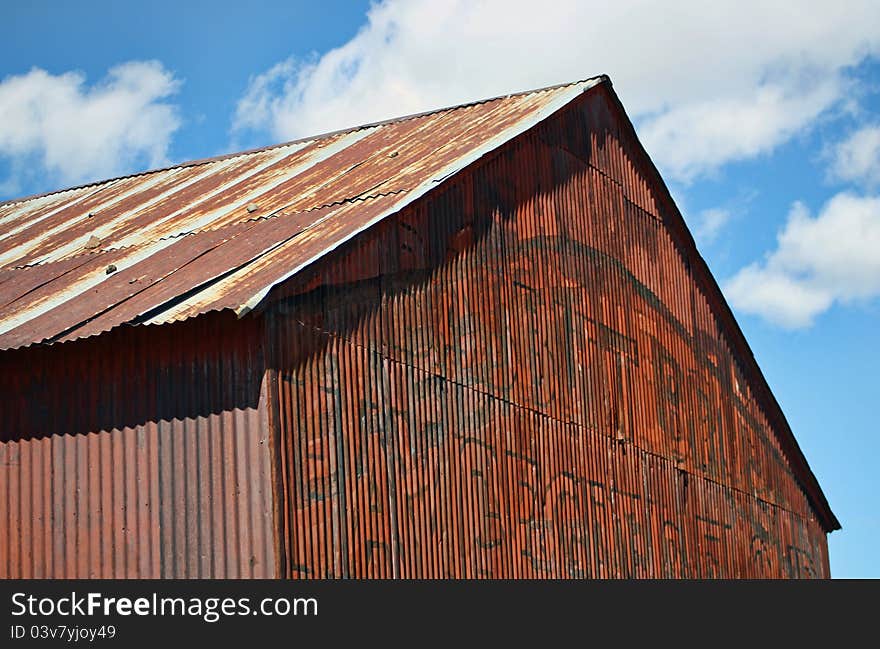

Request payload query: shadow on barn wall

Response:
[256,99,829,577]
[0,311,275,578]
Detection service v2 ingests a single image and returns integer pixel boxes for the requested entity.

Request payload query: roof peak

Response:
[0,74,607,345]
[0,75,609,209]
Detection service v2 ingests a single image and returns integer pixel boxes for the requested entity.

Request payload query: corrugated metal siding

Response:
[0,312,276,578]
[264,88,830,578]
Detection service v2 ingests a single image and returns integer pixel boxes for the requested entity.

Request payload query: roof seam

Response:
[0,189,410,272]
[51,189,405,343]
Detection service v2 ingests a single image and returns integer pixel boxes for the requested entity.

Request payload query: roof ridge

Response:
[0,76,607,209]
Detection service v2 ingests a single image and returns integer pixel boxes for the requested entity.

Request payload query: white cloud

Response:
[233,0,880,182]
[693,207,733,246]
[639,79,843,181]
[724,193,880,327]
[0,61,182,191]
[828,124,880,188]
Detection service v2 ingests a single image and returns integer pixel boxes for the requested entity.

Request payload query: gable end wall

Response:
[263,85,830,578]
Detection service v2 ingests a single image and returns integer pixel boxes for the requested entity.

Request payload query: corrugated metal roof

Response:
[0,77,605,351]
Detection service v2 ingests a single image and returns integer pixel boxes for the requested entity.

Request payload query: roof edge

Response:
[0,76,609,352]
[231,77,607,318]
[0,76,609,210]
[597,80,840,533]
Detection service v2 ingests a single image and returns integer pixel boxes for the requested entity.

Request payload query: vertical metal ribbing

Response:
[262,92,829,579]
[0,312,277,578]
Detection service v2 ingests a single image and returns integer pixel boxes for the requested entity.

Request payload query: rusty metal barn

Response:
[0,76,839,578]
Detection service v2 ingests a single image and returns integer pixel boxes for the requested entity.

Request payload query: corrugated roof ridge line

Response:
[0,76,607,209]
[6,250,108,271]
[14,143,317,268]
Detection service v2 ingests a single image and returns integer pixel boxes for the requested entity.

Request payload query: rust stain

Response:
[0,312,275,578]
[0,79,603,351]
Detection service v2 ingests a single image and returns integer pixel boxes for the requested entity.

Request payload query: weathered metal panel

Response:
[0,79,603,351]
[263,86,832,577]
[0,311,276,578]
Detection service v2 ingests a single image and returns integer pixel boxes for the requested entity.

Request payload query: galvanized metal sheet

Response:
[0,78,604,351]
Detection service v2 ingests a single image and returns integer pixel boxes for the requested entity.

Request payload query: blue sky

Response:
[1,1,877,578]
